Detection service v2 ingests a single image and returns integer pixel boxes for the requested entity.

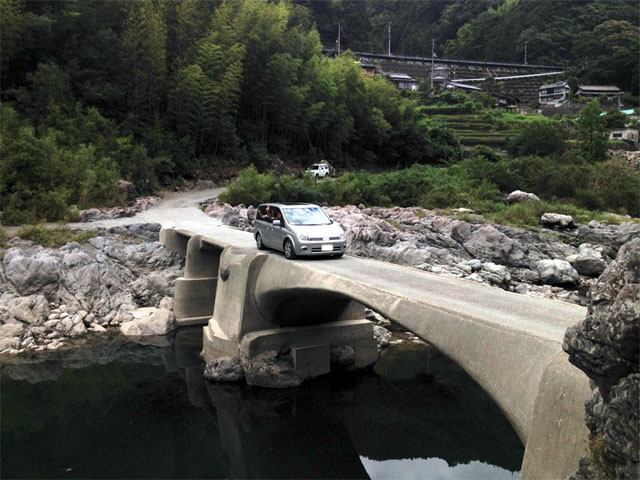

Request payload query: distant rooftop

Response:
[539,81,568,90]
[385,73,415,81]
[577,85,621,93]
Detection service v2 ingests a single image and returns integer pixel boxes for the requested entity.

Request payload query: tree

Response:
[577,100,609,162]
[604,110,627,129]
[120,0,167,124]
[507,121,567,157]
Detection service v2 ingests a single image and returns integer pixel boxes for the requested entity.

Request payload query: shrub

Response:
[506,120,567,157]
[15,224,97,248]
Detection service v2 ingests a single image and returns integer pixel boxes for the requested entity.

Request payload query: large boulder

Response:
[6,295,50,325]
[536,259,580,285]
[566,244,608,277]
[119,307,176,337]
[3,249,61,296]
[541,213,576,230]
[452,223,527,267]
[507,190,541,203]
[564,238,640,479]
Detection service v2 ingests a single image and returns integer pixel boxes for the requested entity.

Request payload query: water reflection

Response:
[1,328,523,479]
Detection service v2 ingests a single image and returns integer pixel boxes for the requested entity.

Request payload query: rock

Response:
[3,249,61,295]
[0,323,25,338]
[564,238,640,397]
[373,325,391,352]
[80,208,102,222]
[563,238,640,479]
[330,345,355,367]
[507,190,541,203]
[467,259,482,271]
[241,350,302,388]
[541,213,576,230]
[246,205,256,224]
[203,356,244,382]
[452,223,527,267]
[7,295,50,325]
[158,296,173,311]
[579,375,639,480]
[536,259,580,285]
[364,308,391,326]
[480,262,512,287]
[89,324,107,333]
[0,337,21,351]
[566,244,608,277]
[119,307,176,337]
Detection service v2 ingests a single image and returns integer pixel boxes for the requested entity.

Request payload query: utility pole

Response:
[388,22,391,56]
[430,38,436,90]
[337,24,341,56]
[524,41,528,65]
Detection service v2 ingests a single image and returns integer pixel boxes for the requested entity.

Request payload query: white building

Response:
[538,81,571,106]
[609,129,638,148]
[385,73,417,91]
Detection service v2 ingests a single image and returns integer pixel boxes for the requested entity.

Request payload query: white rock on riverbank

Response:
[0,223,184,355]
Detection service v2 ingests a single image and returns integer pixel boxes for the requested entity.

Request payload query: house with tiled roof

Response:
[538,81,570,106]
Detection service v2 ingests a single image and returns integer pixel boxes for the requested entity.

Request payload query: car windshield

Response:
[283,207,332,226]
[309,164,320,170]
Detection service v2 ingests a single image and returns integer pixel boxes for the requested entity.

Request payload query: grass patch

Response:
[0,225,9,248]
[481,201,630,229]
[386,220,402,230]
[15,224,98,248]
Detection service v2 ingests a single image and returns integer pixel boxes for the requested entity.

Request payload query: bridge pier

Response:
[160,229,223,326]
[202,246,378,380]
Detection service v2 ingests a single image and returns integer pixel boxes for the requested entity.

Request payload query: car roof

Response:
[258,202,319,208]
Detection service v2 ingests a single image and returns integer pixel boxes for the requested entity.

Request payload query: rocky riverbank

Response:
[203,202,640,306]
[0,223,184,356]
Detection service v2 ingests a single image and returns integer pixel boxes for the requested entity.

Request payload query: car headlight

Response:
[338,232,345,240]
[298,233,309,241]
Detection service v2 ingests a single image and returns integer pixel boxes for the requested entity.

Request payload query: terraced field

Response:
[422,108,550,149]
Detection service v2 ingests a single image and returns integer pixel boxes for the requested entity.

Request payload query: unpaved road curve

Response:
[4,188,227,235]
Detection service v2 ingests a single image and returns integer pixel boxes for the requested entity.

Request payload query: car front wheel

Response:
[256,233,266,250]
[283,239,297,260]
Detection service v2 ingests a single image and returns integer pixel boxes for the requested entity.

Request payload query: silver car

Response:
[254,203,346,259]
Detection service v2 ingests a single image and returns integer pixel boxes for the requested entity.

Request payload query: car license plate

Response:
[321,244,333,252]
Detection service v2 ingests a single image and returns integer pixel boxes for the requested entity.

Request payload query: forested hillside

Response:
[1,0,638,225]
[1,0,459,223]
[303,0,639,94]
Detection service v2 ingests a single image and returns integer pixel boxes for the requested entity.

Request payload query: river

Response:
[1,327,523,479]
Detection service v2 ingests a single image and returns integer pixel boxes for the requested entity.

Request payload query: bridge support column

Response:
[173,234,223,326]
[203,248,274,359]
[202,250,378,383]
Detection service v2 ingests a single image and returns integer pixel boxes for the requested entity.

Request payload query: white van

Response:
[307,163,330,178]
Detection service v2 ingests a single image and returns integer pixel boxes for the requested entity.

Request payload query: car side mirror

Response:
[272,220,281,227]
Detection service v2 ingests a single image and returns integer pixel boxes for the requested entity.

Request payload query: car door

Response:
[255,205,273,247]
[269,207,286,249]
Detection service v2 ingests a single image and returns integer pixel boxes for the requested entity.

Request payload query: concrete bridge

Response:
[160,225,591,480]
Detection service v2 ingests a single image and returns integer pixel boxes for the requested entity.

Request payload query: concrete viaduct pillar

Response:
[160,229,223,326]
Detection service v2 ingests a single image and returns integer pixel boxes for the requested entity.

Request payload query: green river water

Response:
[1,327,523,479]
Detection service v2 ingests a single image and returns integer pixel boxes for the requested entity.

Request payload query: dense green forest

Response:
[0,0,638,224]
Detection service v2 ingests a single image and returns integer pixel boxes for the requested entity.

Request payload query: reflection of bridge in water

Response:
[166,327,523,479]
[160,226,590,479]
